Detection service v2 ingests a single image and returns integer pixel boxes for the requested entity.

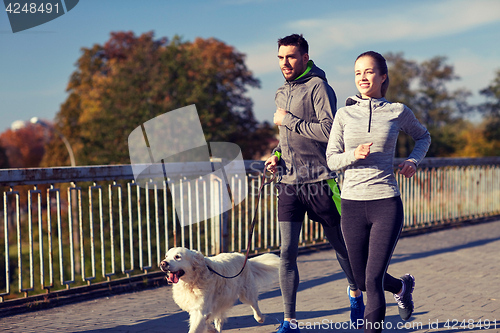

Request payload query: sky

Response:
[1,0,500,133]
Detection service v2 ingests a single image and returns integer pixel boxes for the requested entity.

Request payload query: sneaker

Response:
[347,286,365,328]
[276,320,300,332]
[394,274,415,321]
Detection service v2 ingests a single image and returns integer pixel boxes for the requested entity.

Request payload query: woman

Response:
[326,51,431,333]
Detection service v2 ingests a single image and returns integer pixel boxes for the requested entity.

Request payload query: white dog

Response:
[160,247,280,333]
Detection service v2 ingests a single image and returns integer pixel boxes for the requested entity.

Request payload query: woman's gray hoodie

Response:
[273,60,337,184]
[326,95,431,201]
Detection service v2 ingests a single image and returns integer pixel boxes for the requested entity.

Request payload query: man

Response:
[265,34,364,333]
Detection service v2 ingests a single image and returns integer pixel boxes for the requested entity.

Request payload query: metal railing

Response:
[1,157,499,303]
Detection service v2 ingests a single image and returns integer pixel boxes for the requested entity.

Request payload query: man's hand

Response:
[398,160,417,178]
[273,107,288,126]
[265,155,279,174]
[354,142,373,160]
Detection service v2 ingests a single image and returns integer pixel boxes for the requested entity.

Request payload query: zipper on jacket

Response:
[285,83,299,182]
[368,99,372,133]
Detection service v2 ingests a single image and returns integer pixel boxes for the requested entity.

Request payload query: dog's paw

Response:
[255,313,265,324]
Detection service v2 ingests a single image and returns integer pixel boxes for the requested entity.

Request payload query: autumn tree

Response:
[385,53,472,157]
[453,121,499,157]
[0,145,9,169]
[0,123,49,168]
[42,31,273,167]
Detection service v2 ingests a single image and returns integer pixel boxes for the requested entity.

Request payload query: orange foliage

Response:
[0,122,52,168]
[455,122,500,157]
[44,31,270,165]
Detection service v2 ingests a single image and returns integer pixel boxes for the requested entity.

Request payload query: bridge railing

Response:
[0,157,499,303]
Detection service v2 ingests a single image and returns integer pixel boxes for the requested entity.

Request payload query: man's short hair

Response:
[278,34,308,55]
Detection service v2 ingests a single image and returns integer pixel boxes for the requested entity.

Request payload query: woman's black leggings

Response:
[341,196,404,333]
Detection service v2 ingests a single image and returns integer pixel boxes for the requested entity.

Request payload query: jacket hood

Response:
[292,60,328,83]
[345,94,362,106]
[345,94,388,106]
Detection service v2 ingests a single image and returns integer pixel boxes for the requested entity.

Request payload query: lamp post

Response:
[30,117,76,167]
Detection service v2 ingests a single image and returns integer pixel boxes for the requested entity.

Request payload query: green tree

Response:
[385,53,419,158]
[385,53,472,157]
[42,31,273,166]
[479,69,500,153]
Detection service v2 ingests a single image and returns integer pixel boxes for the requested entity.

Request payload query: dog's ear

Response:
[188,250,210,281]
[191,250,206,271]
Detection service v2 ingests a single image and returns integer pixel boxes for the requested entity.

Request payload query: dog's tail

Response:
[248,253,280,285]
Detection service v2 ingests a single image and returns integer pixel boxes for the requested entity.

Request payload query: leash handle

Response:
[207,169,276,279]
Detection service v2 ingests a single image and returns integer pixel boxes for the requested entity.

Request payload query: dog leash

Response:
[206,169,276,279]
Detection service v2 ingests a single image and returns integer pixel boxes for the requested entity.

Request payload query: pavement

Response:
[1,219,499,333]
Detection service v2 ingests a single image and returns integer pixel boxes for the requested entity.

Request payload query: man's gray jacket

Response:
[273,60,337,184]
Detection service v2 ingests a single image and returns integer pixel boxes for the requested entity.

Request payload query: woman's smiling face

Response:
[354,56,387,99]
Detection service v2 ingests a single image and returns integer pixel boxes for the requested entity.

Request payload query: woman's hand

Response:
[354,142,373,160]
[399,160,417,178]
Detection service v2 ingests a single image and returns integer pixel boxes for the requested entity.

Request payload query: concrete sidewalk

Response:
[1,219,499,332]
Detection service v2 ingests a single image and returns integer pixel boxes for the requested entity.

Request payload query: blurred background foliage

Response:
[2,32,500,169]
